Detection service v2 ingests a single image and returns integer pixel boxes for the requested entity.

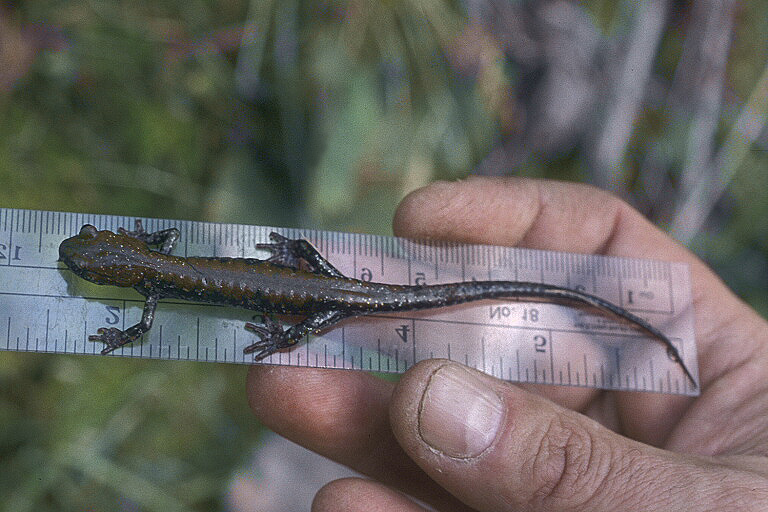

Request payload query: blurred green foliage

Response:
[1,0,498,231]
[0,0,767,510]
[0,353,257,511]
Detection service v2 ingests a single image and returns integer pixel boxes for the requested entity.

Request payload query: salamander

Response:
[58,221,697,387]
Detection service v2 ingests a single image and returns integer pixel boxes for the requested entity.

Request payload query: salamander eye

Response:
[79,224,98,239]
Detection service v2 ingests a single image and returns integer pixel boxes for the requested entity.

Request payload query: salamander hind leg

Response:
[243,315,287,359]
[256,232,343,278]
[244,310,348,360]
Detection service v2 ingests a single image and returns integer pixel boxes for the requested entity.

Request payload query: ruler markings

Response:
[0,208,699,395]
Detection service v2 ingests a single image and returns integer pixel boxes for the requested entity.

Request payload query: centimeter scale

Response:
[0,208,699,396]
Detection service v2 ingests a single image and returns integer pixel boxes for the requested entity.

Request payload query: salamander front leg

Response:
[243,310,348,360]
[256,232,344,278]
[92,296,159,354]
[119,219,180,255]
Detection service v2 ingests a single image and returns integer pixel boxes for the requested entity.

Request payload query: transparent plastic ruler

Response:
[0,208,699,395]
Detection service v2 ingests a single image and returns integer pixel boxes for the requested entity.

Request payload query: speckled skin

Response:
[58,222,696,387]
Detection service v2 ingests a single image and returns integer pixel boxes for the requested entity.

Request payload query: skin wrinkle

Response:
[483,178,539,246]
[529,416,576,504]
[586,438,633,510]
[491,178,540,246]
[580,422,627,509]
[609,452,677,510]
[428,187,460,238]
[520,180,573,250]
[491,382,672,512]
[515,179,547,249]
[591,197,624,257]
[711,487,768,512]
[514,180,621,254]
[430,180,485,241]
[527,415,611,510]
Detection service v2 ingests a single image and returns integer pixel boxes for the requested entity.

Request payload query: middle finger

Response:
[246,365,473,511]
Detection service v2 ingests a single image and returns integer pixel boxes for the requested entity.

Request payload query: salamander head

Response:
[59,224,148,287]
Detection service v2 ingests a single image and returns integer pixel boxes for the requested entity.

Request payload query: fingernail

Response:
[418,363,504,458]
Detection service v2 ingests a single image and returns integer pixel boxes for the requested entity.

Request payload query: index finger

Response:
[394,177,684,260]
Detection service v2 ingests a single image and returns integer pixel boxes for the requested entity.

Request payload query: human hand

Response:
[247,177,768,511]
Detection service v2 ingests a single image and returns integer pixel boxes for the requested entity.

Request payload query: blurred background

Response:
[1,0,767,510]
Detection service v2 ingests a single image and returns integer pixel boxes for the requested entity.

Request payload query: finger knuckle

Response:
[526,416,614,509]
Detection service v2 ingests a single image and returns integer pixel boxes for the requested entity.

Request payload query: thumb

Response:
[389,360,762,512]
